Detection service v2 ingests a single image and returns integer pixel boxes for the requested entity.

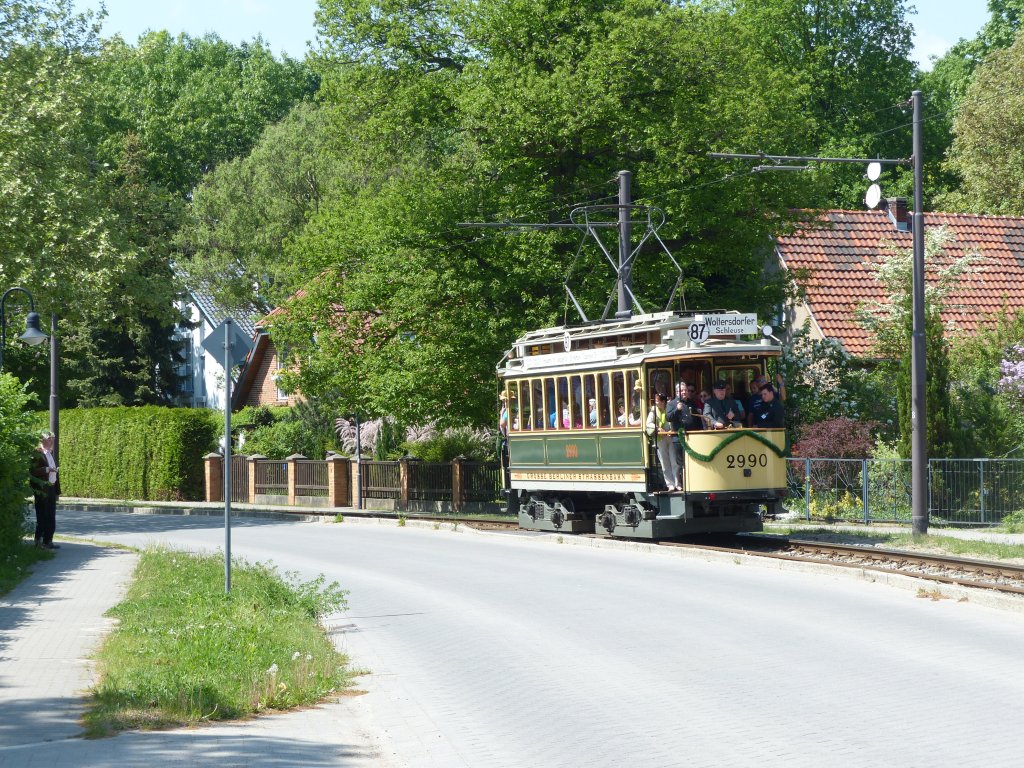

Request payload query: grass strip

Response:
[0,542,53,596]
[84,546,351,737]
[774,526,1024,561]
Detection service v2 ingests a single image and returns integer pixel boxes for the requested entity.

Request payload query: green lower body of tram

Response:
[506,427,787,538]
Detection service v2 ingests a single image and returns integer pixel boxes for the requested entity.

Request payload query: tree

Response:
[943,31,1024,215]
[258,0,815,426]
[857,228,976,458]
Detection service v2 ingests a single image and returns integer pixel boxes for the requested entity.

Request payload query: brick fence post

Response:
[451,457,465,514]
[327,455,351,507]
[247,454,266,504]
[286,454,306,506]
[205,453,223,502]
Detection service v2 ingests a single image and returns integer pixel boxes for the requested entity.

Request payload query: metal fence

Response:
[408,462,453,501]
[362,461,401,499]
[253,459,288,496]
[230,454,249,503]
[785,457,1024,527]
[294,459,329,498]
[462,462,503,503]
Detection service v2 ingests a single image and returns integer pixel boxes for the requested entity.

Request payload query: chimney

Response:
[882,197,910,232]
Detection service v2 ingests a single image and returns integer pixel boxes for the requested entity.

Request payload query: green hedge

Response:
[46,407,218,501]
[0,373,37,549]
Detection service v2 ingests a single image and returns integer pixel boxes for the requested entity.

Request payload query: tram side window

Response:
[678,362,711,398]
[610,372,624,428]
[717,365,760,403]
[507,384,520,431]
[533,379,544,431]
[516,382,529,430]
[545,378,559,429]
[584,374,597,428]
[554,377,568,429]
[570,375,584,428]
[597,373,612,427]
[649,367,673,399]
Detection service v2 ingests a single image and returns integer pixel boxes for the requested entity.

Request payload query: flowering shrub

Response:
[997,344,1024,400]
[334,417,495,461]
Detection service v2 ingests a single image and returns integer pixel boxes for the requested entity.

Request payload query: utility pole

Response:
[616,170,633,318]
[710,90,929,535]
[910,90,928,537]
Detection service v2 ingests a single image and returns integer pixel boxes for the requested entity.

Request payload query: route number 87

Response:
[688,322,709,344]
[726,453,768,469]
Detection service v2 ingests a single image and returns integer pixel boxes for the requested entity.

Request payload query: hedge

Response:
[43,407,218,501]
[0,373,36,549]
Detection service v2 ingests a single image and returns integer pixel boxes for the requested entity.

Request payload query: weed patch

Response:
[84,547,351,736]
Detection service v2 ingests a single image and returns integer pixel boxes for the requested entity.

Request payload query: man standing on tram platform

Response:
[751,383,785,429]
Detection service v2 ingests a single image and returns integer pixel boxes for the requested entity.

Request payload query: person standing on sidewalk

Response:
[30,431,60,549]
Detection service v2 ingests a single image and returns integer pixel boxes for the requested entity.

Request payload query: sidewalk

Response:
[0,540,392,767]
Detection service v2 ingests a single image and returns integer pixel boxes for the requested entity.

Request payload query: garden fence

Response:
[786,457,1024,527]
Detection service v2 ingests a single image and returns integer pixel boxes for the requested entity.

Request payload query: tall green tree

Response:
[256,0,815,426]
[857,228,976,458]
[942,31,1024,215]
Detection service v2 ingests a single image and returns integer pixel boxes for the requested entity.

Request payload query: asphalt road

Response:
[59,510,1024,767]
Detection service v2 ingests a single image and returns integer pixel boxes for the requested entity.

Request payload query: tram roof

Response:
[499,310,781,376]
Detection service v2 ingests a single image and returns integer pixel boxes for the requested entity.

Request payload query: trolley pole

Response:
[910,90,928,537]
[616,170,633,318]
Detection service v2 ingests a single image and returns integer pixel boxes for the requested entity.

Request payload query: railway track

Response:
[659,534,1024,596]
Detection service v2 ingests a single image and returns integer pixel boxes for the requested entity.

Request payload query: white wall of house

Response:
[175,301,231,411]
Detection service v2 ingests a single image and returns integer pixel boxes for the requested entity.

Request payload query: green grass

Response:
[772,526,1024,562]
[0,542,53,596]
[84,546,352,737]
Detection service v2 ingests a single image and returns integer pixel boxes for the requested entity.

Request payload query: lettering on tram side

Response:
[511,470,646,482]
[564,444,579,459]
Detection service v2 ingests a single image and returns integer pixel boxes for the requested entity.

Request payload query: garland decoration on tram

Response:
[680,429,790,463]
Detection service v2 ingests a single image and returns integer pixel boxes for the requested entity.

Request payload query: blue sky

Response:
[74,0,990,70]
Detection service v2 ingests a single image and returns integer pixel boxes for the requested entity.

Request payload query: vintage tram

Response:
[497,310,788,538]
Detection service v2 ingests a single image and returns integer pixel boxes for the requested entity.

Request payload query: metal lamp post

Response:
[1,286,59,462]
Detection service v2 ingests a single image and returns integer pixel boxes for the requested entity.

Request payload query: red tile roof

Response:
[775,209,1024,356]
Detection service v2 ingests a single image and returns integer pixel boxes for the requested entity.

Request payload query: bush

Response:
[0,373,36,549]
[402,426,495,462]
[793,417,876,459]
[241,401,339,459]
[52,406,218,501]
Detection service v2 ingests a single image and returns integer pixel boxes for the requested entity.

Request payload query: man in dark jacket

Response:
[703,381,743,429]
[30,431,60,549]
[750,384,786,429]
[666,382,702,489]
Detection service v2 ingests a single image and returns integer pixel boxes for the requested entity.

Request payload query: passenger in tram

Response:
[725,382,745,423]
[588,398,599,427]
[646,392,681,491]
[616,399,627,426]
[630,380,644,425]
[751,383,786,428]
[746,376,765,427]
[666,382,700,489]
[703,381,744,429]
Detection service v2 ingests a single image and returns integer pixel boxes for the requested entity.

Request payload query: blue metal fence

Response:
[785,458,1024,527]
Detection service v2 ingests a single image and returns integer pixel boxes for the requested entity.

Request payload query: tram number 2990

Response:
[725,452,768,469]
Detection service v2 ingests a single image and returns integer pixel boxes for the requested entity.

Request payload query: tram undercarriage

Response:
[512,489,771,538]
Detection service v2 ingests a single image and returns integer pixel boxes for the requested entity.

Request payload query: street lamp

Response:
[0,286,60,464]
[0,287,49,371]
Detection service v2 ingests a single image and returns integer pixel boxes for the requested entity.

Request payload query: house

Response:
[175,281,260,410]
[774,203,1024,356]
[231,322,301,410]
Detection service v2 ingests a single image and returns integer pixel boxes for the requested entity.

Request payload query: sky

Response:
[74,0,991,70]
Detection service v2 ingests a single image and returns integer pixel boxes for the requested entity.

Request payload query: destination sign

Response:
[688,313,759,343]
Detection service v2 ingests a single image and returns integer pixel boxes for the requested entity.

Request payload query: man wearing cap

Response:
[751,383,785,428]
[703,381,743,429]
